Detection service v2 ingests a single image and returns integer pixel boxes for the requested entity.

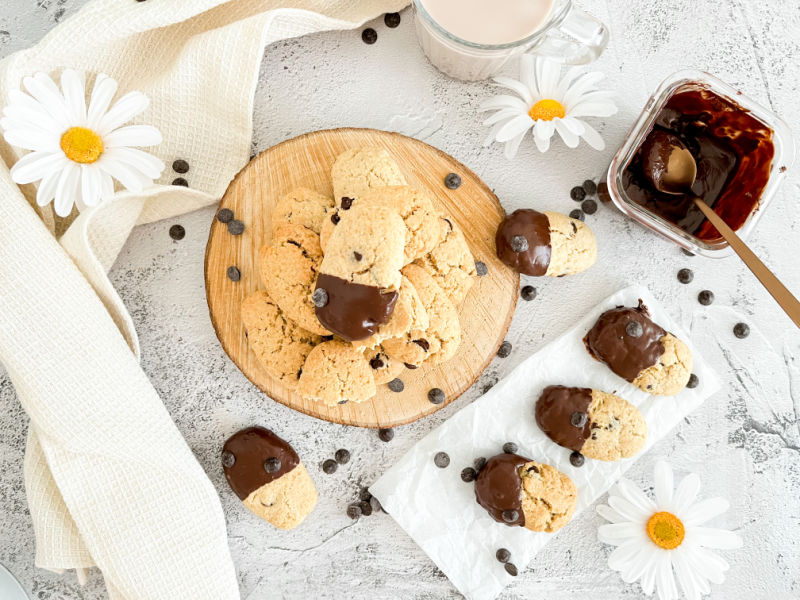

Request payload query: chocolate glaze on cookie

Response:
[475,453,530,527]
[222,427,299,500]
[314,274,399,341]
[584,300,666,382]
[495,209,551,276]
[535,386,593,452]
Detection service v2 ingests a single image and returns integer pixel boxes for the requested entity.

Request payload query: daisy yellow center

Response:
[646,511,685,550]
[528,99,566,121]
[60,126,104,164]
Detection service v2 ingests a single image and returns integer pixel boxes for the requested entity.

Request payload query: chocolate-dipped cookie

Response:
[584,300,693,396]
[474,453,577,533]
[535,386,647,461]
[222,427,317,530]
[495,208,596,277]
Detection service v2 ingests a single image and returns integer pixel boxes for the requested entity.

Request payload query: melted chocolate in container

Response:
[535,386,593,452]
[495,209,551,276]
[584,300,667,382]
[222,427,299,500]
[474,453,530,527]
[314,274,398,341]
[623,87,774,241]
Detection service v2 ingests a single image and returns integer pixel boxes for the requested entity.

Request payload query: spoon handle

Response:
[693,198,800,328]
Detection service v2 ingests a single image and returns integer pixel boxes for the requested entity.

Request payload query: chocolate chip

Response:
[341,197,354,209]
[413,338,430,351]
[475,261,488,276]
[496,548,510,563]
[570,411,588,428]
[473,457,487,471]
[583,179,597,195]
[404,363,418,369]
[444,173,462,189]
[569,451,585,467]
[331,213,340,225]
[369,356,384,369]
[216,208,234,223]
[461,467,477,482]
[226,266,241,282]
[312,288,328,307]
[502,442,517,454]
[353,251,362,261]
[681,248,695,257]
[687,374,699,389]
[169,224,185,240]
[172,159,190,174]
[384,12,401,27]
[221,450,235,468]
[334,449,351,464]
[626,321,643,338]
[227,219,245,235]
[378,428,394,442]
[521,285,537,301]
[362,27,377,44]
[698,290,714,305]
[388,378,405,393]
[322,459,338,474]
[504,563,518,577]
[501,509,518,523]
[428,387,445,404]
[172,177,189,187]
[733,322,750,338]
[677,268,694,284]
[510,235,529,253]
[497,341,512,358]
[569,209,585,221]
[581,199,598,215]
[597,181,611,202]
[526,464,539,474]
[359,500,373,516]
[570,186,586,201]
[360,488,373,502]
[338,399,348,405]
[434,451,450,468]
[346,503,362,519]
[264,457,281,473]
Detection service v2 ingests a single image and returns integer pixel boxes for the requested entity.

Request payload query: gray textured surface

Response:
[1,1,799,599]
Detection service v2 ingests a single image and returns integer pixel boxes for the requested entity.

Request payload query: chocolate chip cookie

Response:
[273,186,335,235]
[331,147,407,208]
[297,340,376,406]
[414,214,477,305]
[363,345,404,385]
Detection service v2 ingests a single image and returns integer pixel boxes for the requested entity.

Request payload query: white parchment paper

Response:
[370,285,722,600]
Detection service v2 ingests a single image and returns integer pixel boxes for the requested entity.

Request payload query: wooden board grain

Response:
[205,128,519,428]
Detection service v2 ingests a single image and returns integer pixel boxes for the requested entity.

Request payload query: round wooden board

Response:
[205,128,519,428]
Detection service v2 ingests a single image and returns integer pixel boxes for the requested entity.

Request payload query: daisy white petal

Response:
[655,552,678,600]
[483,108,520,127]
[104,124,162,148]
[683,497,729,525]
[596,503,627,524]
[104,147,164,179]
[639,548,661,594]
[3,103,60,133]
[54,162,81,217]
[553,117,579,148]
[608,495,649,523]
[519,54,536,95]
[654,461,674,508]
[492,76,533,105]
[97,91,149,136]
[555,66,585,98]
[483,121,506,147]
[99,171,115,200]
[672,473,701,513]
[60,69,87,125]
[617,478,657,514]
[80,165,103,207]
[98,154,150,193]
[479,95,529,113]
[87,74,119,129]
[560,116,585,136]
[4,127,60,153]
[672,551,702,600]
[9,151,67,184]
[569,101,618,118]
[504,130,527,159]
[36,168,61,207]
[535,57,562,99]
[623,544,658,588]
[495,114,533,143]
[689,526,742,549]
[532,120,554,153]
[608,540,645,572]
[562,71,606,108]
[599,521,644,544]
[23,74,69,128]
[684,545,725,586]
[575,120,605,151]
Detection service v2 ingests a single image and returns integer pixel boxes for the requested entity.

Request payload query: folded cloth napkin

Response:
[0,0,406,598]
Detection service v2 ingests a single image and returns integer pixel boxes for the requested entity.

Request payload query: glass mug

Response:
[413,0,609,81]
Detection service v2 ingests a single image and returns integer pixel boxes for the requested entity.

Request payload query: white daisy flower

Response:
[597,461,742,600]
[1,70,164,217]
[480,54,617,158]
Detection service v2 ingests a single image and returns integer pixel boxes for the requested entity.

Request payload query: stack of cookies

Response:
[241,148,478,406]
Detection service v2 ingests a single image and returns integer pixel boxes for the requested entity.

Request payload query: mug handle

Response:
[531,8,609,65]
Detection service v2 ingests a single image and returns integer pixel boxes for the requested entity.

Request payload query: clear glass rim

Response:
[412,0,572,51]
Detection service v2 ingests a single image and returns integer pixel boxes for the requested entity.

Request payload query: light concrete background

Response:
[1,1,799,599]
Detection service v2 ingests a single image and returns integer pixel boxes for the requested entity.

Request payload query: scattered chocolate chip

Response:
[172,177,188,187]
[681,248,695,257]
[359,488,373,502]
[504,563,518,577]
[227,219,245,235]
[388,378,405,393]
[226,266,241,282]
[322,459,338,474]
[475,261,488,276]
[521,285,537,301]
[583,179,597,195]
[502,442,518,454]
[331,213,341,225]
[570,411,588,428]
[168,224,185,240]
[569,209,585,221]
[581,199,598,215]
[362,27,377,44]
[510,235,529,253]
[384,12,401,27]
[404,363,418,369]
[570,186,586,202]
[264,457,281,473]
[733,322,750,339]
[501,509,519,523]
[341,197,354,210]
[221,450,235,468]
[687,374,699,389]
[626,321,643,338]
[428,387,445,404]
[378,428,394,442]
[473,457,487,471]
[461,467,477,482]
[334,449,351,464]
[172,159,190,174]
[496,548,510,563]
[434,451,450,468]
[413,338,431,351]
[312,288,328,307]
[597,181,611,202]
[359,500,373,516]
[677,268,694,284]
[353,251,362,261]
[444,172,462,189]
[497,341,512,358]
[698,290,714,305]
[569,451,585,467]
[346,503,362,519]
[369,356,384,369]
[216,208,234,223]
